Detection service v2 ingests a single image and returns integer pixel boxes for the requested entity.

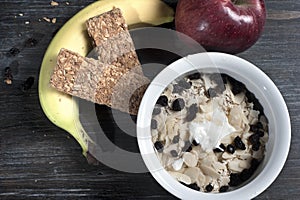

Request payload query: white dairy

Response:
[189,107,236,152]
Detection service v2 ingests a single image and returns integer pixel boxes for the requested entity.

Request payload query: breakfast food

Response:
[50,8,149,115]
[50,48,148,115]
[86,8,143,75]
[151,72,269,193]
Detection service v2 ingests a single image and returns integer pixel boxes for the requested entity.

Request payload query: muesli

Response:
[151,72,269,193]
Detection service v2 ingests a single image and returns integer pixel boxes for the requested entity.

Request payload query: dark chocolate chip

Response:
[220,73,228,84]
[253,100,264,113]
[172,98,185,111]
[226,144,235,154]
[4,67,12,75]
[187,72,201,80]
[154,141,164,153]
[219,185,229,193]
[152,107,161,116]
[206,88,218,98]
[231,84,245,95]
[214,84,226,94]
[179,181,188,187]
[186,103,198,122]
[172,135,180,144]
[20,76,34,92]
[219,143,226,150]
[7,47,20,57]
[24,38,38,47]
[205,184,213,192]
[250,124,258,133]
[256,122,263,129]
[182,141,192,152]
[249,133,260,144]
[213,143,226,152]
[234,136,246,150]
[229,173,242,186]
[245,91,256,103]
[251,141,261,151]
[250,158,260,171]
[156,95,168,106]
[192,140,199,146]
[240,168,253,182]
[177,79,191,89]
[257,130,265,137]
[172,84,184,94]
[170,150,178,157]
[210,74,227,93]
[188,183,200,191]
[151,119,157,129]
[227,76,245,95]
[172,80,191,94]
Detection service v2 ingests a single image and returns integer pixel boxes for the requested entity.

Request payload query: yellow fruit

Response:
[39,0,174,156]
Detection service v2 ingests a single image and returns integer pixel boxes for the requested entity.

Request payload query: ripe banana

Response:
[39,0,174,157]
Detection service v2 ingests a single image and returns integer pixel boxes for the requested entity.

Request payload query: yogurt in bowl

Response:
[137,52,290,199]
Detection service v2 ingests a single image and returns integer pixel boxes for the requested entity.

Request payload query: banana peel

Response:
[38,0,174,157]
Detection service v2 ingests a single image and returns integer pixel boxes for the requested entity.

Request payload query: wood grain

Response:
[0,0,299,199]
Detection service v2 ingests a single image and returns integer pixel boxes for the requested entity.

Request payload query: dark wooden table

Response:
[0,0,299,199]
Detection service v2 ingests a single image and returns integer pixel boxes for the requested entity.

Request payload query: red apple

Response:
[175,0,266,54]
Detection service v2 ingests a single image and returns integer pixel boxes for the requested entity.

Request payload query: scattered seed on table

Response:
[20,76,34,92]
[6,47,20,57]
[24,38,38,47]
[3,67,13,85]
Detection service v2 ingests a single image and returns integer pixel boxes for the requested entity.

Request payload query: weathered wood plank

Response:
[0,0,299,199]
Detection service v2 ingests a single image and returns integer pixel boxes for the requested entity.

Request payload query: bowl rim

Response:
[137,52,291,200]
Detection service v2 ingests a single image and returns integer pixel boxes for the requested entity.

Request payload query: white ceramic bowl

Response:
[137,52,291,200]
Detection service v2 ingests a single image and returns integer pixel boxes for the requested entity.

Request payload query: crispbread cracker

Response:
[86,8,127,47]
[50,48,148,115]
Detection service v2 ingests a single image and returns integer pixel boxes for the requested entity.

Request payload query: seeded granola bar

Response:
[50,48,149,115]
[86,7,143,75]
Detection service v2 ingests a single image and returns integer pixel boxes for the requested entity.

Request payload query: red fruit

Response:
[175,0,266,54]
